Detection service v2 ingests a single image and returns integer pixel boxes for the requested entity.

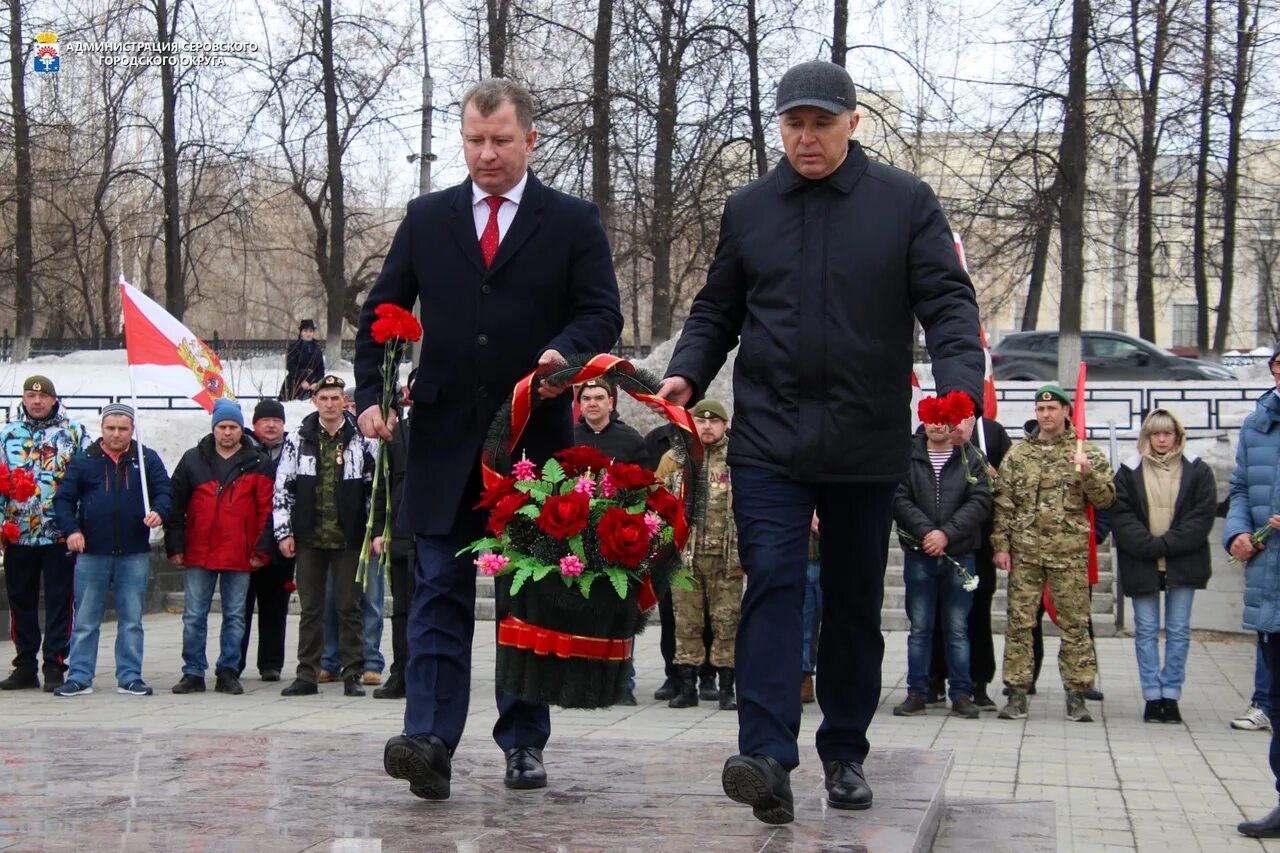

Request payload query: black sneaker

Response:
[0,669,39,690]
[259,669,282,682]
[52,679,92,697]
[215,669,245,695]
[172,674,206,694]
[972,686,998,710]
[117,680,154,696]
[1163,699,1183,724]
[42,669,65,693]
[1143,699,1165,723]
[344,675,366,697]
[281,679,318,696]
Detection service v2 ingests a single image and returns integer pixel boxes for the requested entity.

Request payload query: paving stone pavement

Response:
[0,613,1276,852]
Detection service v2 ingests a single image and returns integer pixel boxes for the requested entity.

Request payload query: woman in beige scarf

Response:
[1112,409,1217,724]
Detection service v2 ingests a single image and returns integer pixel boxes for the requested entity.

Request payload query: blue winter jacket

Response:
[1225,390,1280,633]
[53,439,173,556]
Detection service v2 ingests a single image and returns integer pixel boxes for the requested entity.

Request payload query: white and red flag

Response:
[120,277,233,412]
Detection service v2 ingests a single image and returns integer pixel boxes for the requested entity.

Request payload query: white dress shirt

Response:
[471,173,528,242]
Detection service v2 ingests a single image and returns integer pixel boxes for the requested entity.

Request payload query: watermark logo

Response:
[34,32,59,74]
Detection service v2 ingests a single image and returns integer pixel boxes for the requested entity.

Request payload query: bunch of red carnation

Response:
[917,390,975,427]
[370,303,423,345]
[463,447,690,599]
[0,464,40,502]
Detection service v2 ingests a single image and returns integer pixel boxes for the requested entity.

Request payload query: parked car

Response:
[991,331,1238,381]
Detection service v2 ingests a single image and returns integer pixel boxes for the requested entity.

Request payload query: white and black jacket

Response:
[272,411,377,549]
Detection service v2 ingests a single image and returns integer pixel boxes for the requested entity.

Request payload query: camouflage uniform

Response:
[657,437,743,667]
[992,423,1115,694]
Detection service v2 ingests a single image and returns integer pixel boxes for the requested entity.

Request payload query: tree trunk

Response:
[1131,0,1170,343]
[832,0,848,66]
[1057,0,1090,385]
[1192,0,1214,354]
[591,0,614,240]
[487,0,511,77]
[1022,183,1059,331]
[648,0,679,345]
[746,0,767,177]
[156,0,184,320]
[9,0,34,359]
[321,0,347,363]
[1213,0,1255,354]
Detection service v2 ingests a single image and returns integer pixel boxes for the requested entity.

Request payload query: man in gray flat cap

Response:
[659,60,984,824]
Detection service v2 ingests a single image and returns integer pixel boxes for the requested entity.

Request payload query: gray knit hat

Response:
[100,402,135,422]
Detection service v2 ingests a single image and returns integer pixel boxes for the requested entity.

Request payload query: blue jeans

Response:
[321,563,385,674]
[66,553,150,687]
[181,568,251,677]
[1256,637,1273,716]
[1130,587,1195,701]
[802,559,822,674]
[903,551,974,699]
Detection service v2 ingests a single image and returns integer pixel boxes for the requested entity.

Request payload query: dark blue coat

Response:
[665,143,983,483]
[53,439,173,556]
[355,172,623,534]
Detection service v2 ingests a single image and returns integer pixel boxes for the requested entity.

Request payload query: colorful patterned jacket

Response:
[0,403,91,545]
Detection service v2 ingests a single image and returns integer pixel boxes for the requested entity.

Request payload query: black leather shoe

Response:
[654,675,679,701]
[281,678,318,696]
[259,669,282,682]
[504,746,548,790]
[344,675,366,697]
[172,674,206,694]
[373,672,405,699]
[0,669,39,690]
[384,733,452,800]
[1239,804,1280,838]
[215,669,244,695]
[721,754,794,825]
[823,760,873,810]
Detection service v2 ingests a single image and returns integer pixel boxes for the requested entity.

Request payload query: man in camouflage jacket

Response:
[991,384,1115,723]
[656,400,742,710]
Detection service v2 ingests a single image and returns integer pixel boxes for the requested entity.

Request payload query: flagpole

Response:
[125,366,153,516]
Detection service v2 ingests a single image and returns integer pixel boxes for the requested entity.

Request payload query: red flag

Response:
[120,278,234,412]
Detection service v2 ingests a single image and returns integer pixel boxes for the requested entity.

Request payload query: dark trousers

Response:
[4,544,74,675]
[731,466,895,770]
[407,510,549,754]
[1261,632,1280,795]
[657,589,715,680]
[238,557,293,675]
[294,546,361,682]
[388,552,416,677]
[929,543,997,690]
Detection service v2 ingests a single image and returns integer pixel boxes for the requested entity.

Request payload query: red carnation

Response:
[607,462,656,490]
[2,522,20,543]
[535,491,591,539]
[597,507,654,568]
[939,390,975,424]
[370,303,423,344]
[283,580,298,593]
[487,492,531,537]
[646,486,682,526]
[554,446,613,476]
[917,396,946,426]
[476,475,518,510]
[9,470,37,503]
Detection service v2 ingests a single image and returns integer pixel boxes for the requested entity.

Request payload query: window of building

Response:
[1172,304,1198,349]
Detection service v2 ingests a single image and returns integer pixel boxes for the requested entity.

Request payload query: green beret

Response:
[1035,384,1070,406]
[22,375,56,397]
[317,374,346,391]
[692,399,729,421]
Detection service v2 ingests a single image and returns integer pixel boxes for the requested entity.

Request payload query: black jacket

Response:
[372,416,414,560]
[894,433,992,556]
[573,414,647,465]
[283,338,324,401]
[665,142,983,483]
[969,417,1013,546]
[272,412,375,550]
[354,172,623,535]
[1112,454,1217,595]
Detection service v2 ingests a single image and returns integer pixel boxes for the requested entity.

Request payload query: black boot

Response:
[654,673,680,701]
[668,664,699,708]
[718,667,737,711]
[698,667,718,701]
[374,671,405,699]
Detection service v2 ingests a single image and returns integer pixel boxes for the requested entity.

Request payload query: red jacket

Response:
[163,435,273,571]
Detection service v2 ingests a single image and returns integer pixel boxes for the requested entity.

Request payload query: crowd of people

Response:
[3,62,1280,839]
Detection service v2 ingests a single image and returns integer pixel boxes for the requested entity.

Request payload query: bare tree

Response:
[1058,0,1092,381]
[7,3,34,358]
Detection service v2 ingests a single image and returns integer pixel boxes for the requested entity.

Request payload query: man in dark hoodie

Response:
[0,375,90,692]
[572,378,646,465]
[238,399,294,682]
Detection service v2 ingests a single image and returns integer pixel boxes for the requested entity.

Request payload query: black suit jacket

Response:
[355,172,623,534]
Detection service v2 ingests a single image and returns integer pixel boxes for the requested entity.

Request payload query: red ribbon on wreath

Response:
[480,353,701,612]
[497,615,634,661]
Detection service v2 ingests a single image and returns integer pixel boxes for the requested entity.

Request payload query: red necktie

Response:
[479,196,506,268]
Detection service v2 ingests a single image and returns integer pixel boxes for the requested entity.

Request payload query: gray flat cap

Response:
[775,60,857,115]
